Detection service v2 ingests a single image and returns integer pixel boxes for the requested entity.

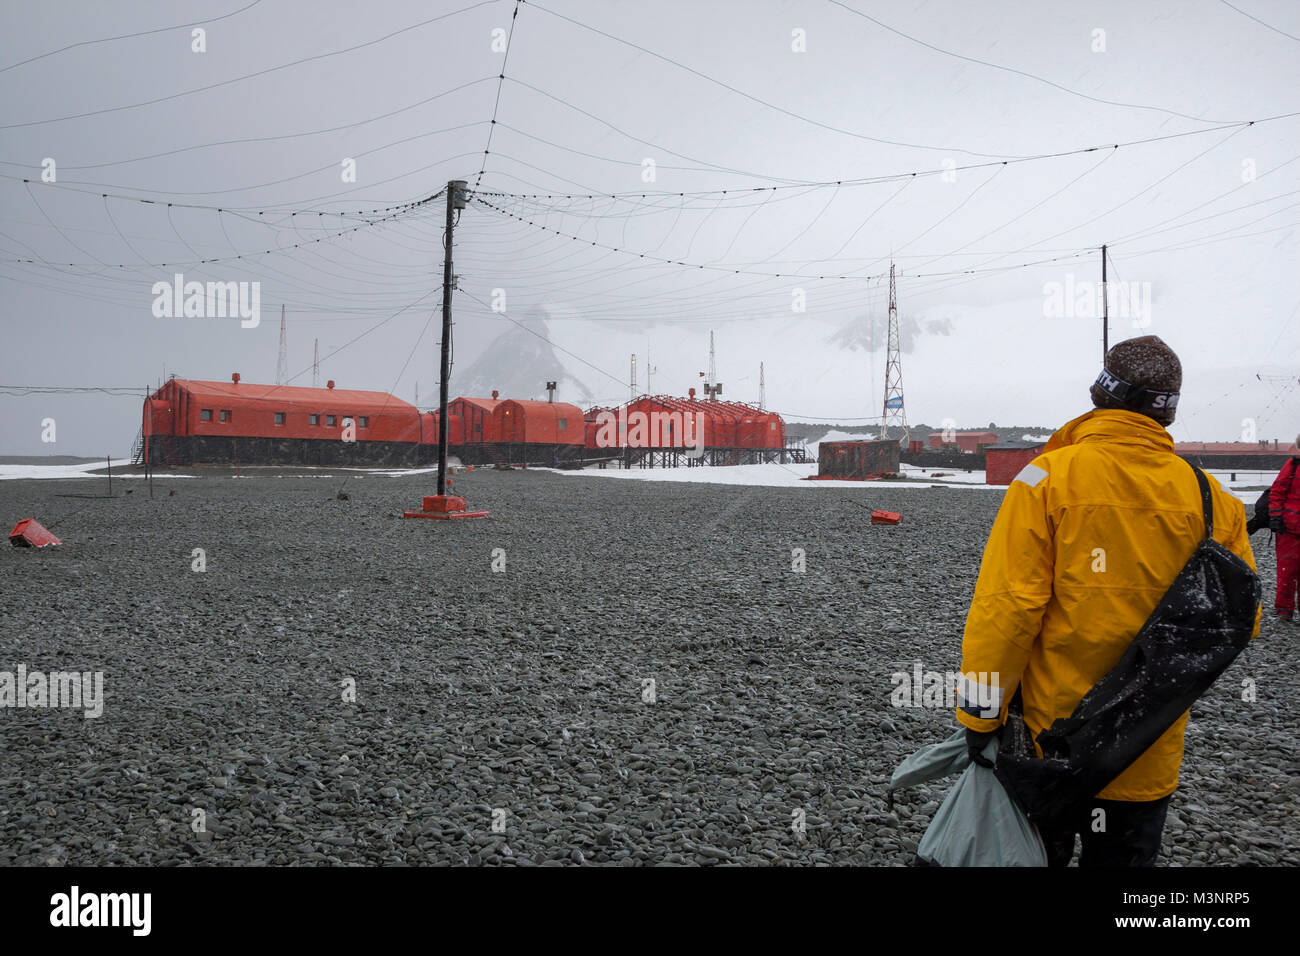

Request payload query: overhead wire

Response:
[0,0,501,130]
[474,0,522,191]
[827,0,1248,125]
[1216,0,1300,42]
[523,0,1028,159]
[0,0,264,74]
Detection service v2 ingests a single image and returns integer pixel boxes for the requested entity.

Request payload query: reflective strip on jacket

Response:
[956,408,1261,802]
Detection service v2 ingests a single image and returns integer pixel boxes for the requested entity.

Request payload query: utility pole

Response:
[1101,244,1109,362]
[403,179,486,519]
[276,305,288,386]
[436,181,466,498]
[629,353,637,402]
[646,345,657,395]
[312,338,319,388]
[759,361,765,409]
[881,262,909,445]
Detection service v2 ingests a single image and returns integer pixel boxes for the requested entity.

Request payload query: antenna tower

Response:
[881,263,909,444]
[276,305,288,386]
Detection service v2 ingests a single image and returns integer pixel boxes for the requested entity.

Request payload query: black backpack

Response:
[995,464,1261,829]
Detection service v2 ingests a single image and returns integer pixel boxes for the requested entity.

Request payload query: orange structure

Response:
[141,375,427,466]
[494,399,583,445]
[986,444,1046,485]
[583,392,792,466]
[448,396,501,444]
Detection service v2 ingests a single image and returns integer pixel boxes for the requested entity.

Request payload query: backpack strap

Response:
[1190,463,1213,539]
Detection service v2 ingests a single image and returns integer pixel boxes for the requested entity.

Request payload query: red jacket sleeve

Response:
[1270,459,1295,519]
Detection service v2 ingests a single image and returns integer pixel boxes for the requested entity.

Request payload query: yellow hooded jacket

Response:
[956,408,1260,802]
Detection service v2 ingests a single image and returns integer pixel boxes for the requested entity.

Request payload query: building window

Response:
[309,414,319,426]
[220,410,231,423]
[357,416,369,428]
[274,412,286,425]
[557,418,567,431]
[326,415,337,427]
[200,409,213,422]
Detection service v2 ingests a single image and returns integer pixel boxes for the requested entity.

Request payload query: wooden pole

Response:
[1101,244,1109,361]
[437,181,463,497]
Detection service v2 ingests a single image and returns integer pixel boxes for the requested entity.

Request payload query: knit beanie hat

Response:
[1090,335,1182,426]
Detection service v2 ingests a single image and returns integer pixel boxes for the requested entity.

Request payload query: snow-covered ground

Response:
[0,461,194,481]
[544,461,1277,502]
[0,458,472,481]
[900,463,989,484]
[545,460,1001,490]
[0,459,1275,508]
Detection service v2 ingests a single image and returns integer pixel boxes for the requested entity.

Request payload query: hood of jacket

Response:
[1042,408,1175,456]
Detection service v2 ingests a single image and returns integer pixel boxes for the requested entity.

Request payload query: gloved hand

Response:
[1271,515,1286,533]
[966,727,998,768]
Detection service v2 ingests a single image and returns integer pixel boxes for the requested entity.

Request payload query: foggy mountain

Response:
[450,306,594,406]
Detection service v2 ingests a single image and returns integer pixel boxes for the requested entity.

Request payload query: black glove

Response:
[1270,515,1286,533]
[966,728,998,768]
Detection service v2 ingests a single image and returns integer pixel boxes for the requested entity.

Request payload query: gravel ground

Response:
[1,469,1295,866]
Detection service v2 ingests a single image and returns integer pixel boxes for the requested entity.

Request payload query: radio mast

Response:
[276,305,288,386]
[881,263,909,444]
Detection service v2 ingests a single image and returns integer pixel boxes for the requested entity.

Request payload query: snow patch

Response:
[540,462,1002,490]
[0,462,194,481]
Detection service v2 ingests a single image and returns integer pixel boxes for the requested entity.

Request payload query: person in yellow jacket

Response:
[956,335,1259,866]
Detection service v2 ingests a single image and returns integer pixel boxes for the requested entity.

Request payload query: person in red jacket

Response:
[1270,438,1300,622]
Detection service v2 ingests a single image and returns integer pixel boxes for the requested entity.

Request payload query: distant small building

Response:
[818,440,900,479]
[927,430,999,454]
[986,443,1046,485]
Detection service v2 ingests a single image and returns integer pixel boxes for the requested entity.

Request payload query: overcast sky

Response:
[1,0,1297,456]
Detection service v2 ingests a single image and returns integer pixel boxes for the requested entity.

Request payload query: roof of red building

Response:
[631,395,780,421]
[168,378,415,412]
[496,399,583,413]
[453,397,502,413]
[1175,442,1299,455]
